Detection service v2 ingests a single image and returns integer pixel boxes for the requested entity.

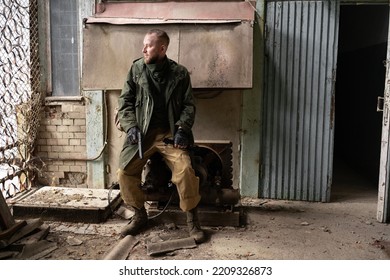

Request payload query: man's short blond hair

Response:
[147,29,170,47]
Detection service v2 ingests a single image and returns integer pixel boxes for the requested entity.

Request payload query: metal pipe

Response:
[102,235,139,260]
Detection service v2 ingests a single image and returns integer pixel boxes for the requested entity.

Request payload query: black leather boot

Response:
[186,207,205,243]
[120,207,148,237]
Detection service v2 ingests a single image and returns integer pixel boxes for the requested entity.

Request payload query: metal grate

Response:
[0,0,42,198]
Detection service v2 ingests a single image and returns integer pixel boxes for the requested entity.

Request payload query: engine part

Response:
[141,141,239,206]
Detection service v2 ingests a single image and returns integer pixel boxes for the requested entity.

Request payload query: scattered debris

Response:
[370,239,386,250]
[240,197,269,207]
[0,250,17,259]
[1,218,43,248]
[15,240,58,260]
[1,193,58,259]
[369,239,390,258]
[0,219,57,259]
[165,223,177,230]
[148,234,164,243]
[66,236,83,246]
[0,220,27,240]
[22,224,50,244]
[320,226,332,233]
[115,206,134,220]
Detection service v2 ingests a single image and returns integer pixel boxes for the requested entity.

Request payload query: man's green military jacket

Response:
[117,57,196,169]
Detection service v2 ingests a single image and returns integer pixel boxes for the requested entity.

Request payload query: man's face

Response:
[142,33,165,64]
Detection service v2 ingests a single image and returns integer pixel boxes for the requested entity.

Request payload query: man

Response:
[116,29,205,243]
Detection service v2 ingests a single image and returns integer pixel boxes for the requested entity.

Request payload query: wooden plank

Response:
[20,225,50,245]
[0,192,15,230]
[15,240,58,260]
[0,218,43,249]
[0,220,27,240]
[0,251,17,260]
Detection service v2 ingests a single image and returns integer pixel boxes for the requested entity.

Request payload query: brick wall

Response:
[35,103,88,187]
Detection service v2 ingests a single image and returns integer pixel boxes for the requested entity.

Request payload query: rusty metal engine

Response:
[141,141,240,208]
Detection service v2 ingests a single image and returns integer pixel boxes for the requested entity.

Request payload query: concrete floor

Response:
[3,158,390,260]
[37,161,390,260]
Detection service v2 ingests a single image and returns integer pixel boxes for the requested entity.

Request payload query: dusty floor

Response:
[4,161,390,260]
[40,198,390,260]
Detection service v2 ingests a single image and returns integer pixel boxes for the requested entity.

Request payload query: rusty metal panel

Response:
[261,0,340,202]
[82,23,253,89]
[179,22,253,88]
[88,1,255,24]
[82,1,254,90]
[82,24,179,90]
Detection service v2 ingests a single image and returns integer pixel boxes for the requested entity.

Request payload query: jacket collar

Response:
[135,57,185,102]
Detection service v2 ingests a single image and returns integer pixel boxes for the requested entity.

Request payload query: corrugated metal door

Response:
[261,0,339,202]
[377,6,390,223]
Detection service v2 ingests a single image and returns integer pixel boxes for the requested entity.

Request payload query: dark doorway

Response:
[332,4,389,200]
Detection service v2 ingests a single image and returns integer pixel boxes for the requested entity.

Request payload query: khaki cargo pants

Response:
[117,128,201,212]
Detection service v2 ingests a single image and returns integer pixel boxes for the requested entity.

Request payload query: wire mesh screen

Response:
[0,0,42,198]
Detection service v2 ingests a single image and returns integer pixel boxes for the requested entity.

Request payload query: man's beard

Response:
[144,54,158,64]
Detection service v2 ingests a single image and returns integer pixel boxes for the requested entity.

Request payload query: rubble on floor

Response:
[1,186,122,259]
[1,190,57,259]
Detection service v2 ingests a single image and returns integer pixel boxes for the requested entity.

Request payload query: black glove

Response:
[127,126,140,145]
[174,128,189,148]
